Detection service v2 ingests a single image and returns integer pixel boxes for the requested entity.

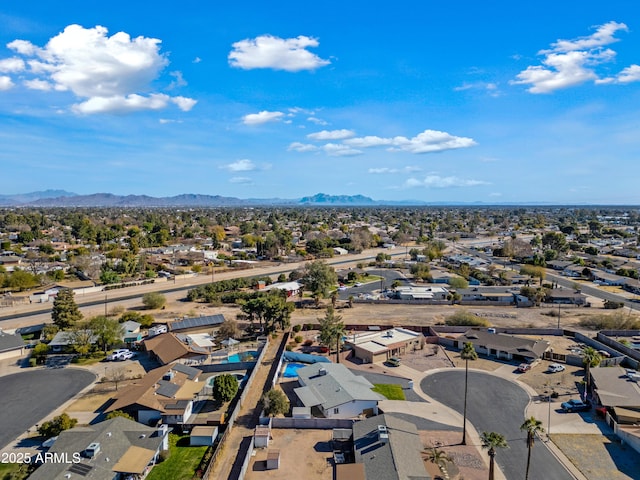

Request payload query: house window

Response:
[333,408,339,414]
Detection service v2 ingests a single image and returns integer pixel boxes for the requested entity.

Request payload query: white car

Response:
[548,363,566,373]
[107,349,131,361]
[118,351,135,361]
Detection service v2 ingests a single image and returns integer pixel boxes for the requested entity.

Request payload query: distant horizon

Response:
[1,2,639,204]
[2,189,640,207]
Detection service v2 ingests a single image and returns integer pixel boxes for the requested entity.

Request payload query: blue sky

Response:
[1,1,639,204]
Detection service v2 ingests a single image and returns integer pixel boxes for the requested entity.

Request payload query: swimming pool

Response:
[283,363,306,378]
[222,350,258,363]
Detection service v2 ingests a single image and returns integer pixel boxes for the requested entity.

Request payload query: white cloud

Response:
[2,24,196,114]
[0,57,25,73]
[346,129,476,153]
[489,192,502,197]
[369,166,422,174]
[0,76,14,90]
[307,116,328,125]
[404,175,489,188]
[193,57,202,64]
[168,70,187,89]
[307,129,355,140]
[288,142,318,152]
[24,79,53,91]
[615,64,640,83]
[171,96,197,111]
[229,177,253,184]
[546,21,627,53]
[242,110,284,125]
[322,143,362,156]
[222,159,256,172]
[228,35,330,72]
[512,21,639,93]
[72,93,195,114]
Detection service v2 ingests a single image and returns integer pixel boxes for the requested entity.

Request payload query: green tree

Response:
[425,447,452,479]
[302,260,338,300]
[38,413,78,439]
[520,416,544,480]
[31,343,49,364]
[68,327,94,356]
[318,306,346,363]
[142,292,166,310]
[51,289,83,329]
[105,410,134,421]
[212,374,239,402]
[89,316,124,353]
[448,276,469,289]
[461,341,478,445]
[4,268,40,290]
[480,431,508,480]
[262,388,290,416]
[582,346,602,397]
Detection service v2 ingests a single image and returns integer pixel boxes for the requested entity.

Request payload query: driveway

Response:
[0,368,95,450]
[421,370,573,480]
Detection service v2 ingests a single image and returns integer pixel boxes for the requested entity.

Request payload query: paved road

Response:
[421,370,573,480]
[338,268,409,300]
[0,368,96,450]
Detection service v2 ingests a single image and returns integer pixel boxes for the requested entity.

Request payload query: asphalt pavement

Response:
[421,370,574,480]
[0,368,95,451]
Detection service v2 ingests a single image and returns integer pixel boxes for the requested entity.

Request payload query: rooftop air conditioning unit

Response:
[377,425,389,443]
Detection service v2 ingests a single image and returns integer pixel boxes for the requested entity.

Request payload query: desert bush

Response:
[445,310,490,327]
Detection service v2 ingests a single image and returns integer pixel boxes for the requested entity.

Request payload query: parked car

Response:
[518,363,532,372]
[386,357,401,367]
[548,363,566,373]
[106,349,131,361]
[561,399,590,412]
[118,351,135,361]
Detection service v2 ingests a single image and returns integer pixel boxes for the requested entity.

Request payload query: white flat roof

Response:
[347,328,420,354]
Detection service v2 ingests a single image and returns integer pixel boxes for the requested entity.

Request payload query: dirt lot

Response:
[244,429,334,480]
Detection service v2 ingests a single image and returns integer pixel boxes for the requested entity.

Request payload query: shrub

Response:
[262,389,289,416]
[445,310,490,327]
[294,335,303,344]
[285,345,293,351]
[292,325,302,333]
[28,358,36,367]
[142,292,166,310]
[212,374,239,402]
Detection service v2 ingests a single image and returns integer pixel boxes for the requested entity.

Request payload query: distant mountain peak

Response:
[298,193,376,205]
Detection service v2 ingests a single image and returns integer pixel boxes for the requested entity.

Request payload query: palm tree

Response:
[425,447,452,479]
[520,416,544,480]
[480,431,508,480]
[582,346,602,399]
[461,341,478,445]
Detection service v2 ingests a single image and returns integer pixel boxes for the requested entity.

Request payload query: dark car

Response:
[561,399,590,412]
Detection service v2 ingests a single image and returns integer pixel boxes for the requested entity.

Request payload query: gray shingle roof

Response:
[353,414,430,480]
[0,331,25,353]
[296,363,383,410]
[28,417,165,480]
[460,329,549,359]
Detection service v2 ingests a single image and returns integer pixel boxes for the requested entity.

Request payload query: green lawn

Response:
[146,434,207,480]
[0,462,31,480]
[372,384,406,400]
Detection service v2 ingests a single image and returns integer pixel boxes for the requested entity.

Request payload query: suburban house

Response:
[544,289,588,306]
[105,363,204,426]
[350,414,430,480]
[294,363,384,419]
[0,330,25,361]
[121,320,142,347]
[144,332,210,365]
[456,287,516,304]
[168,314,225,333]
[393,286,449,301]
[262,281,302,297]
[28,417,169,480]
[591,269,627,286]
[590,366,640,454]
[48,330,98,353]
[344,328,423,364]
[453,329,550,362]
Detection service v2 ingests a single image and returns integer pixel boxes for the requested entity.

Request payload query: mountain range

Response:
[0,191,428,207]
[0,191,565,207]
